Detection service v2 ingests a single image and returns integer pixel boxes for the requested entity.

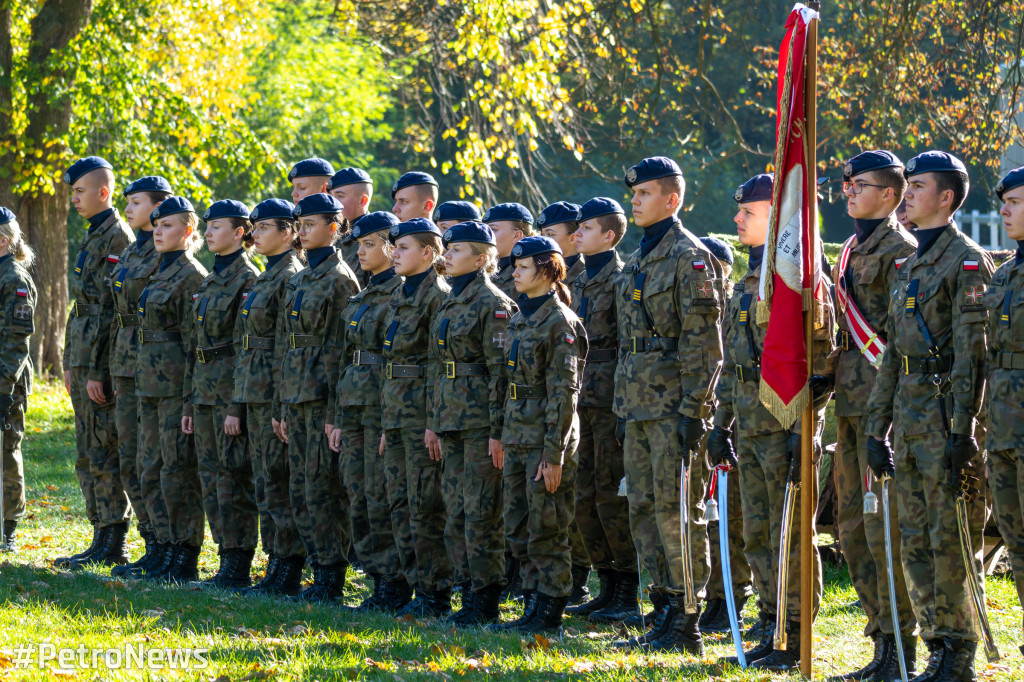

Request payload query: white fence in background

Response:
[955,209,1005,250]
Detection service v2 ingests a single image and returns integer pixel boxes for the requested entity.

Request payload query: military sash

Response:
[835,236,886,369]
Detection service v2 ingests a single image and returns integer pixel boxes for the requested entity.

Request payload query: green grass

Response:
[1,383,1022,680]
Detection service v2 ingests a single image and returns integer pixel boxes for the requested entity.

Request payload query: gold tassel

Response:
[758,382,809,430]
[756,299,771,327]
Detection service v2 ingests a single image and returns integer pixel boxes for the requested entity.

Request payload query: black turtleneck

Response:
[403,269,431,298]
[518,291,554,317]
[585,250,615,279]
[88,208,114,232]
[306,246,335,271]
[914,224,949,258]
[370,267,397,287]
[137,229,154,245]
[564,254,581,272]
[854,217,887,245]
[1016,240,1024,265]
[747,244,765,273]
[639,216,677,259]
[0,254,11,267]
[266,250,291,270]
[498,256,512,272]
[449,269,481,297]
[160,250,185,271]
[214,248,243,275]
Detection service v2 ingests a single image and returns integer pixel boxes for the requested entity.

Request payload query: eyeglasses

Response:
[842,180,889,195]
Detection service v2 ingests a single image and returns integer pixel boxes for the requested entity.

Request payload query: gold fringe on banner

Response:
[759,382,808,430]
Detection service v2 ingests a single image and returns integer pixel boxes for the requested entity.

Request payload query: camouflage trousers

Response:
[735,429,821,623]
[705,465,753,601]
[987,448,1024,621]
[247,403,303,559]
[340,406,394,578]
[384,427,452,592]
[503,445,577,598]
[70,368,129,528]
[624,418,710,598]
[114,377,148,530]
[835,415,915,637]
[284,400,349,568]
[138,395,203,546]
[442,428,504,591]
[337,405,377,572]
[1,385,26,521]
[194,404,257,551]
[574,406,637,572]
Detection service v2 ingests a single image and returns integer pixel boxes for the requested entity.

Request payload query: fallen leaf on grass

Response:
[288,625,308,636]
[0,652,14,669]
[140,608,165,618]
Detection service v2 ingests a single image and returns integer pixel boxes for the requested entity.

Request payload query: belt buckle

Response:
[353,350,362,365]
[509,383,518,400]
[445,361,456,379]
[385,363,393,380]
[631,337,638,354]
[117,313,125,329]
[137,329,144,344]
[736,365,744,382]
[196,347,206,364]
[902,355,910,374]
[242,335,250,351]
[74,301,81,317]
[288,333,297,349]
[841,331,850,351]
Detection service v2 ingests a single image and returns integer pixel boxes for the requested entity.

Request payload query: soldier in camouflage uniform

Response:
[434,201,482,231]
[288,157,334,204]
[107,177,171,578]
[328,212,405,610]
[54,157,135,570]
[487,236,587,635]
[427,221,515,625]
[328,167,374,289]
[0,208,37,551]
[234,199,305,596]
[135,197,209,583]
[390,172,438,222]
[612,157,724,656]
[866,151,994,681]
[275,192,360,601]
[182,200,260,588]
[380,218,454,617]
[564,198,640,623]
[811,152,918,681]
[485,203,533,301]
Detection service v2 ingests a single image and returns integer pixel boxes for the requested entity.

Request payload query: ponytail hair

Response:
[0,218,35,268]
[227,216,255,251]
[532,253,571,306]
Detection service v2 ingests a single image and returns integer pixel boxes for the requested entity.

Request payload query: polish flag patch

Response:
[692,259,707,270]
[895,257,907,269]
[15,288,28,297]
[192,293,199,301]
[242,292,249,300]
[494,310,508,319]
[107,254,119,263]
[564,333,575,345]
[963,260,979,271]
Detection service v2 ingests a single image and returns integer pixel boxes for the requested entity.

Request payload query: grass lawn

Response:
[1,381,1022,680]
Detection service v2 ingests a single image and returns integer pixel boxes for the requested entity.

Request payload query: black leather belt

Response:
[72,301,101,317]
[735,364,761,382]
[195,344,234,364]
[994,351,1024,370]
[116,312,138,328]
[352,350,383,366]
[588,348,616,363]
[138,329,181,343]
[443,362,489,378]
[630,336,678,353]
[288,333,322,349]
[901,355,953,374]
[385,363,424,379]
[508,383,545,400]
[241,335,274,351]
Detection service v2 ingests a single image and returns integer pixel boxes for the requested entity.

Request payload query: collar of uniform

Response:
[399,266,444,305]
[213,248,244,276]
[83,208,122,244]
[639,218,682,265]
[370,266,397,287]
[497,256,512,271]
[88,207,114,232]
[583,250,621,288]
[564,253,582,271]
[1016,240,1024,265]
[0,254,11,269]
[851,215,897,254]
[909,222,956,268]
[136,229,154,246]
[266,250,293,271]
[449,268,485,300]
[516,291,561,328]
[155,250,186,277]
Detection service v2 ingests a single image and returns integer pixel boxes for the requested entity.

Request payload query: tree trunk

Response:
[20,191,71,376]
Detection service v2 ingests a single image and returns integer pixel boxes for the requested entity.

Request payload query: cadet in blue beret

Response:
[391,172,439,221]
[538,202,585,288]
[289,158,335,204]
[435,201,483,230]
[699,236,733,268]
[53,155,136,572]
[485,203,534,300]
[326,168,373,288]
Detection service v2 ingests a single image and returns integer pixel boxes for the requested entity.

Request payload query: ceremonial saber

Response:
[955,489,1000,662]
[718,467,746,667]
[774,465,799,650]
[0,413,8,551]
[679,459,698,615]
[880,477,908,682]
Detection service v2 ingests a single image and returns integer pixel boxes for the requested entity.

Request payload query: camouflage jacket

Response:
[274,249,360,411]
[108,234,161,379]
[563,256,586,286]
[982,255,1024,451]
[866,224,994,440]
[134,253,208,400]
[380,268,451,430]
[232,251,303,405]
[613,222,725,422]
[826,217,917,417]
[333,270,403,420]
[714,264,836,437]
[570,251,623,408]
[64,210,134,379]
[0,256,37,395]
[493,262,518,300]
[182,252,259,416]
[427,271,516,438]
[501,295,588,465]
[339,235,369,289]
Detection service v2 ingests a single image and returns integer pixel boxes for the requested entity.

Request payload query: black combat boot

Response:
[1,519,18,552]
[266,555,305,597]
[518,592,569,635]
[449,584,475,623]
[866,634,917,682]
[722,613,776,666]
[750,621,801,671]
[53,526,102,568]
[612,591,672,649]
[499,553,521,601]
[141,543,175,580]
[590,571,640,623]
[622,588,665,629]
[398,587,452,618]
[300,562,346,602]
[89,521,130,567]
[353,572,384,610]
[454,583,502,627]
[566,568,615,617]
[567,564,591,605]
[644,595,703,655]
[164,544,202,584]
[829,633,888,681]
[202,548,254,589]
[912,637,948,682]
[701,594,748,634]
[698,598,723,629]
[925,638,975,682]
[378,576,414,613]
[112,526,157,578]
[488,589,537,632]
[244,554,280,594]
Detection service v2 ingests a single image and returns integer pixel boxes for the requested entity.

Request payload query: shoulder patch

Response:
[963,259,979,271]
[494,309,508,319]
[692,259,707,270]
[12,302,33,326]
[107,254,119,263]
[564,333,575,345]
[894,257,907,269]
[192,293,199,301]
[15,288,28,297]
[964,284,986,306]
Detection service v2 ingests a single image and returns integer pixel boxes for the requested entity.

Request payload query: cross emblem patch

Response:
[964,285,985,305]
[13,304,32,320]
[696,280,715,298]
[493,332,506,349]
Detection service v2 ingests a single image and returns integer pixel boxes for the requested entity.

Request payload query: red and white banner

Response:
[836,237,886,369]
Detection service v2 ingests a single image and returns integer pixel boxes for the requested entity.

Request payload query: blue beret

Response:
[391,171,438,199]
[327,167,372,190]
[387,217,442,244]
[905,151,967,178]
[434,201,482,223]
[734,173,774,203]
[537,201,581,228]
[124,176,172,197]
[578,197,624,223]
[997,167,1024,201]
[64,156,113,186]
[625,156,682,188]
[250,199,296,222]
[288,158,335,181]
[843,150,902,180]
[699,236,734,266]
[149,196,194,225]
[442,221,496,247]
[0,207,15,225]
[510,235,562,265]
[203,199,251,222]
[482,202,533,225]
[293,193,344,218]
[352,211,400,239]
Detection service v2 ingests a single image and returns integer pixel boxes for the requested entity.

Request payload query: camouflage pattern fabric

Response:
[0,255,36,522]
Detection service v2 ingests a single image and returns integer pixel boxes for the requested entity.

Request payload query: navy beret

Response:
[250,199,296,222]
[482,202,533,225]
[293,193,344,218]
[905,150,967,178]
[124,176,172,197]
[327,167,372,190]
[387,217,442,244]
[510,235,562,265]
[150,196,194,225]
[0,207,15,225]
[434,201,482,223]
[391,171,438,199]
[997,167,1024,201]
[352,211,400,239]
[699,236,734,266]
[625,156,682,188]
[734,173,774,203]
[64,156,113,186]
[537,201,581,228]
[288,158,335,181]
[578,197,624,223]
[442,221,496,247]
[843,150,902,180]
[203,199,251,222]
